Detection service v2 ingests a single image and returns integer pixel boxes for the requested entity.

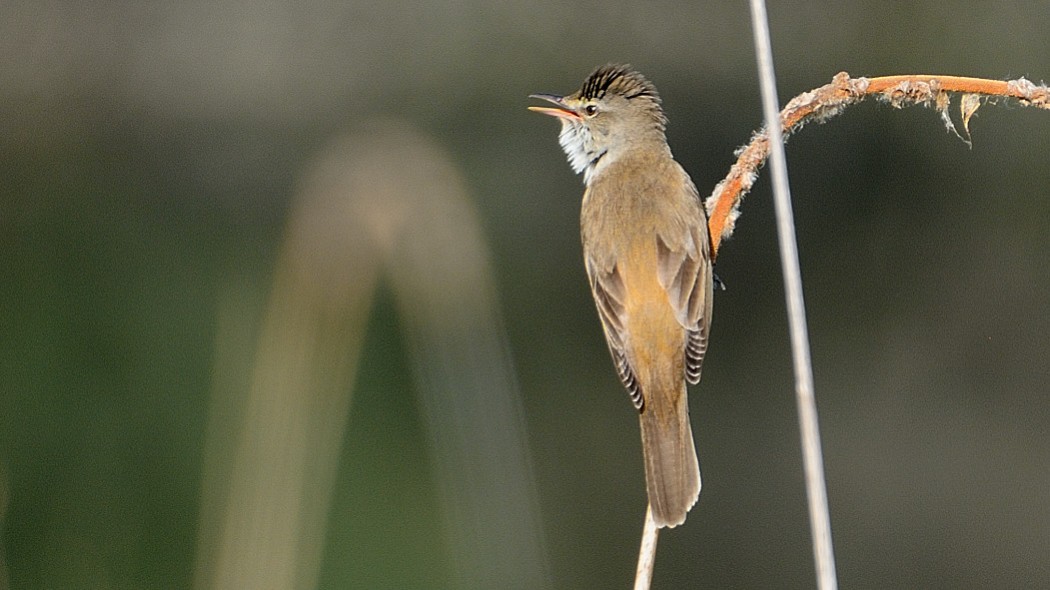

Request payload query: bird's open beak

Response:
[528,94,580,120]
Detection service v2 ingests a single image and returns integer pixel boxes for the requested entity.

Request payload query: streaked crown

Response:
[579,65,664,122]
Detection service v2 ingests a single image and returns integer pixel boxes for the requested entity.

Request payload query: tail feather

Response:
[638,383,700,528]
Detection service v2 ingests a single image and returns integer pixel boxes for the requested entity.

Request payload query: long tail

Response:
[638,380,700,528]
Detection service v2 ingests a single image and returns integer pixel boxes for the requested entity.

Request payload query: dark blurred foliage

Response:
[1,1,1049,588]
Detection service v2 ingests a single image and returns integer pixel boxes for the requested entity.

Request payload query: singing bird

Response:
[530,64,713,528]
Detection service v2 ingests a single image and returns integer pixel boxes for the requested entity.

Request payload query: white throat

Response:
[557,121,609,185]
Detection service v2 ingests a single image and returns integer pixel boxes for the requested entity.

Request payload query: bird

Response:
[529,64,713,528]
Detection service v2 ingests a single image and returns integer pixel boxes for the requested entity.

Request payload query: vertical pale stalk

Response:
[632,506,659,590]
[747,2,839,589]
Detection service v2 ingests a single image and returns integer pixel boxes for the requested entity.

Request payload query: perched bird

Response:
[530,64,713,528]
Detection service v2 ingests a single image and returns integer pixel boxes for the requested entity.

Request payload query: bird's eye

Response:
[583,104,599,117]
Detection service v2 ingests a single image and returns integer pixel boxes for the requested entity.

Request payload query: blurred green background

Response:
[2,1,1049,588]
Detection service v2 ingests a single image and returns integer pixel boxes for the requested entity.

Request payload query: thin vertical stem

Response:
[746,2,839,589]
[633,505,660,590]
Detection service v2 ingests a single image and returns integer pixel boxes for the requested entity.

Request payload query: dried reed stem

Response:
[705,72,1050,258]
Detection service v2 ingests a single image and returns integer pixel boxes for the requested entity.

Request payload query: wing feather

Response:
[655,187,713,385]
[586,257,644,411]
